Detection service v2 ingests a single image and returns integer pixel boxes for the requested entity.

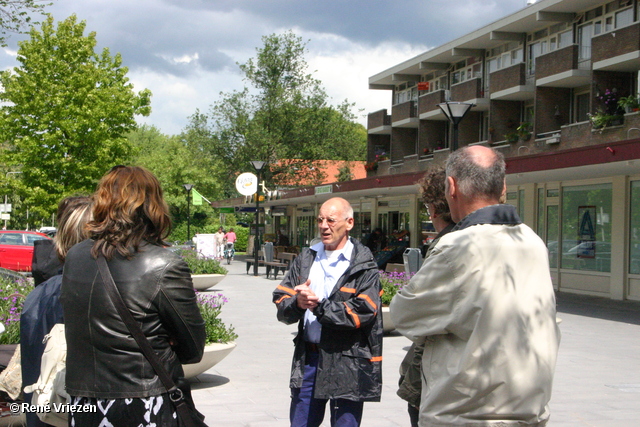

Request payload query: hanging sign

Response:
[235,173,257,196]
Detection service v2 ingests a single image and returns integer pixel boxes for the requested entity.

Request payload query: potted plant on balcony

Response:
[178,249,228,291]
[618,95,640,113]
[588,111,623,130]
[516,122,532,141]
[504,132,519,143]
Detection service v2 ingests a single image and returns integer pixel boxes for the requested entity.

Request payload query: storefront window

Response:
[296,214,317,247]
[629,181,640,274]
[537,188,545,239]
[561,184,612,272]
[353,211,371,243]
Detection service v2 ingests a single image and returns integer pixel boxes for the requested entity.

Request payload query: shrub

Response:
[0,275,31,344]
[379,270,414,306]
[196,292,238,344]
[178,249,228,275]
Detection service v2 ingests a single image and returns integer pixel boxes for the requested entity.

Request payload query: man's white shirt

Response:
[303,239,354,343]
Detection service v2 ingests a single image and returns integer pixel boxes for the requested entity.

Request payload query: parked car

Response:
[0,266,24,282]
[0,230,51,272]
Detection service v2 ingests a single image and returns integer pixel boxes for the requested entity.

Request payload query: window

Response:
[578,23,593,60]
[630,181,640,274]
[561,184,612,272]
[575,92,590,123]
[616,7,633,28]
[528,42,541,74]
[558,30,573,48]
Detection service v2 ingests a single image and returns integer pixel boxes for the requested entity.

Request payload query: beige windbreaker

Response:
[390,213,560,427]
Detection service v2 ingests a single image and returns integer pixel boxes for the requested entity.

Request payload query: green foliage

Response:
[336,164,354,182]
[196,292,238,344]
[0,14,152,225]
[379,270,413,306]
[0,275,32,344]
[189,31,366,195]
[0,0,52,47]
[128,124,225,238]
[178,249,228,275]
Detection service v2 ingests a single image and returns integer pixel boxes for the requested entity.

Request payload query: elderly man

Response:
[273,197,382,427]
[390,146,560,427]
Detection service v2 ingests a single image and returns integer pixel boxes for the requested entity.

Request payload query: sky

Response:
[0,0,532,135]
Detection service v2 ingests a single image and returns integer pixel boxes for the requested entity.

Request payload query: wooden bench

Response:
[265,252,297,280]
[246,250,264,274]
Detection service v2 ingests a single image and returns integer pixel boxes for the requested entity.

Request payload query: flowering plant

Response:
[365,152,389,172]
[379,270,414,306]
[196,292,237,344]
[598,89,621,115]
[0,275,31,344]
[178,249,228,275]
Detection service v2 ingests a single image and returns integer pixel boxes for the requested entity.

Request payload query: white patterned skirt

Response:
[69,394,178,427]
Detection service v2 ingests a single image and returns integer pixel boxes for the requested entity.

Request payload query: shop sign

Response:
[315,185,332,195]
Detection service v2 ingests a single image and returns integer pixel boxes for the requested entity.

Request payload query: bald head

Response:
[446,145,505,202]
[318,197,354,250]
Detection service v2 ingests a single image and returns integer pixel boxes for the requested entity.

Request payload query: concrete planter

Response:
[191,274,226,291]
[382,306,395,333]
[182,342,237,379]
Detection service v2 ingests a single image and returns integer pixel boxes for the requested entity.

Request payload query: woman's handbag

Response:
[97,256,208,427]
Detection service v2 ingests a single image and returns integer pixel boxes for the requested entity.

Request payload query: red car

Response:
[0,230,51,272]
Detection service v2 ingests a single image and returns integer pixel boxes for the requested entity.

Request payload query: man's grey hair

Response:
[445,147,505,200]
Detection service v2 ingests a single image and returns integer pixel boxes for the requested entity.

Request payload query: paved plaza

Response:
[191,256,640,426]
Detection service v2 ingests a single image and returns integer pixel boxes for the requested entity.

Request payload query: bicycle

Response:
[224,242,235,264]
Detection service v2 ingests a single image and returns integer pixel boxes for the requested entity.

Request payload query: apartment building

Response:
[365,0,640,300]
[213,0,640,301]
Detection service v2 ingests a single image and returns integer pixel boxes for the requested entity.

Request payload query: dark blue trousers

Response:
[290,351,364,427]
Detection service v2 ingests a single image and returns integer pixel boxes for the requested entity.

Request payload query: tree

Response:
[196,31,365,194]
[0,14,151,222]
[128,124,226,241]
[0,0,53,47]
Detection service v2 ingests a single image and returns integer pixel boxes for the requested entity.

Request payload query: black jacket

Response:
[273,237,383,401]
[61,239,205,399]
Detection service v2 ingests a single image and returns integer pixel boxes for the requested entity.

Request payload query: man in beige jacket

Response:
[390,146,560,427]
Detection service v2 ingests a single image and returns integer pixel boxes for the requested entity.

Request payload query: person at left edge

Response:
[272,197,383,427]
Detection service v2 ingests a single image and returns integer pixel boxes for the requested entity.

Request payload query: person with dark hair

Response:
[397,166,455,427]
[21,196,93,427]
[61,166,205,427]
[391,146,560,426]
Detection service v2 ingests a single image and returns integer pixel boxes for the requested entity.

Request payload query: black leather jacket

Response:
[61,239,205,399]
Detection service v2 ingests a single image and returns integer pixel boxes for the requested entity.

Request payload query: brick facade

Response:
[592,22,640,63]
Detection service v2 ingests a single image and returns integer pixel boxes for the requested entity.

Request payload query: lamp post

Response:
[438,101,474,151]
[3,171,22,230]
[250,160,266,276]
[183,184,194,245]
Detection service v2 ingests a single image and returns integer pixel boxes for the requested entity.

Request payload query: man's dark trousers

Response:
[290,351,364,427]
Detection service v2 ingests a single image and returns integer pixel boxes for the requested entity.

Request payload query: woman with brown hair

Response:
[61,166,205,427]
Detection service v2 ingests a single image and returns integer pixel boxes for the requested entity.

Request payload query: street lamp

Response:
[183,184,194,245]
[250,160,266,276]
[438,101,474,151]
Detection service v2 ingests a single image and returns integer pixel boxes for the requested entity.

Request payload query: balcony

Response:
[489,63,534,101]
[418,90,447,120]
[451,77,489,111]
[391,101,418,128]
[536,45,591,88]
[368,109,392,134]
[592,22,640,72]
